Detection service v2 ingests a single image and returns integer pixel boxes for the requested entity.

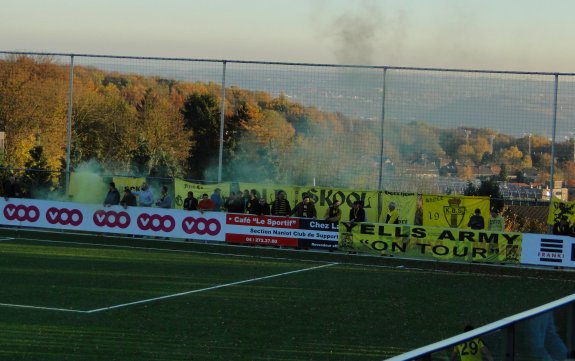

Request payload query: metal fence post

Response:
[377,67,387,221]
[549,74,559,205]
[65,55,74,196]
[218,61,227,183]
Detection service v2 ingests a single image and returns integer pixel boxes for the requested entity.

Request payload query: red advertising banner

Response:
[224,214,339,250]
[225,233,299,247]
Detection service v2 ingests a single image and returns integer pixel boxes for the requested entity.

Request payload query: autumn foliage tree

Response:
[0,56,567,193]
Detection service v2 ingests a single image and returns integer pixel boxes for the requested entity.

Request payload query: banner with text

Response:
[379,191,417,224]
[112,176,147,192]
[339,221,522,264]
[224,213,339,250]
[174,179,231,209]
[521,233,575,268]
[0,198,226,241]
[293,186,379,222]
[422,194,490,229]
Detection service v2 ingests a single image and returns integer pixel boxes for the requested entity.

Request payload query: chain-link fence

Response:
[1,51,574,201]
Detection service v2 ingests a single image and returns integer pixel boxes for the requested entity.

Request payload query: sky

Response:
[2,0,575,73]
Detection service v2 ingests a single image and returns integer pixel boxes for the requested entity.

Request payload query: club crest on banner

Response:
[443,198,466,228]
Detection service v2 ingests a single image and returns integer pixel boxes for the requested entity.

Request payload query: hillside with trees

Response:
[0,56,572,193]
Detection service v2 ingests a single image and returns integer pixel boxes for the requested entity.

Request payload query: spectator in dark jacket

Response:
[245,189,259,214]
[104,182,120,207]
[467,208,485,230]
[183,191,198,211]
[120,188,137,209]
[349,200,367,223]
[270,190,291,216]
[290,194,317,219]
[3,175,22,200]
[253,197,271,216]
[225,192,245,213]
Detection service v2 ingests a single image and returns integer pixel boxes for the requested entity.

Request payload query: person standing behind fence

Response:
[3,175,21,200]
[245,189,259,214]
[242,189,250,212]
[450,325,494,361]
[155,185,172,209]
[487,209,505,232]
[324,199,341,223]
[210,188,223,211]
[349,200,367,223]
[290,193,317,219]
[198,193,215,213]
[103,182,120,207]
[254,197,271,216]
[385,202,399,224]
[183,191,198,211]
[467,209,485,230]
[225,192,245,213]
[133,183,154,207]
[270,190,291,216]
[120,187,137,209]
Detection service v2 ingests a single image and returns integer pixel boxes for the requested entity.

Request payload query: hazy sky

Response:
[2,0,574,72]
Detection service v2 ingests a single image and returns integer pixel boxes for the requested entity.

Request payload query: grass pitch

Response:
[0,229,574,360]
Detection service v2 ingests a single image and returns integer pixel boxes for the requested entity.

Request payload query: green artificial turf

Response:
[0,231,573,360]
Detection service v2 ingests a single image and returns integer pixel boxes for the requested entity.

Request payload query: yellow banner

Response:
[293,186,379,222]
[339,222,522,264]
[237,184,379,221]
[380,191,417,224]
[547,198,575,225]
[238,183,296,204]
[112,176,146,192]
[174,179,231,209]
[422,194,490,229]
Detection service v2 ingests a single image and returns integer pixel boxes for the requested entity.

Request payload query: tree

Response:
[499,163,508,181]
[182,93,222,179]
[563,161,575,186]
[457,164,474,180]
[22,145,52,197]
[500,146,523,166]
[135,88,192,178]
[515,170,526,183]
[130,138,152,175]
[464,177,503,211]
[0,56,68,170]
[455,144,475,162]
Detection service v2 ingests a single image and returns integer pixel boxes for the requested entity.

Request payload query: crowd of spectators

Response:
[175,187,347,222]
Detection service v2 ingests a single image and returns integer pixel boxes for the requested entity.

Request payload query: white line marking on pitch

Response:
[0,302,89,313]
[0,263,337,314]
[86,262,338,313]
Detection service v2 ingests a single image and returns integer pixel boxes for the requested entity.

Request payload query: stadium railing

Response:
[386,293,575,360]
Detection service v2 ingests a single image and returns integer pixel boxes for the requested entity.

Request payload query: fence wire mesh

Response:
[0,51,574,200]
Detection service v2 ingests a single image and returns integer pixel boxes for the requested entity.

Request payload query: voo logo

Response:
[4,204,40,222]
[182,217,221,236]
[46,207,83,226]
[93,210,131,228]
[137,213,176,232]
